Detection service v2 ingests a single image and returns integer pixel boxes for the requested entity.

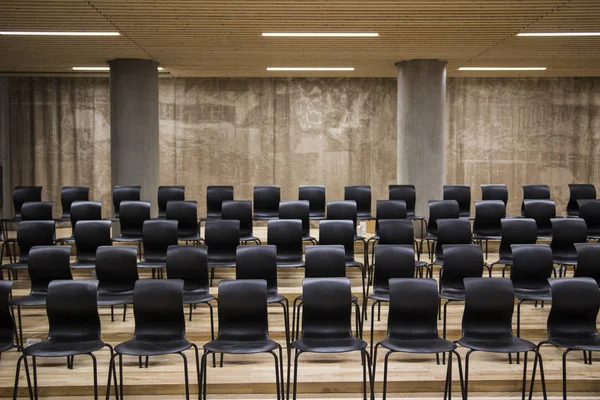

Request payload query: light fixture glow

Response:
[267,67,355,71]
[459,67,547,71]
[518,32,600,37]
[262,32,378,37]
[72,67,166,71]
[0,31,120,36]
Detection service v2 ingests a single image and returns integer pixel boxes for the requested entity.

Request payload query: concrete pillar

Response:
[396,59,447,231]
[0,77,10,218]
[109,59,159,217]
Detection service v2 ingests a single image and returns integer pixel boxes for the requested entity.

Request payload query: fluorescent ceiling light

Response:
[267,67,355,71]
[0,31,120,36]
[262,32,378,37]
[73,67,166,71]
[459,67,547,71]
[518,32,600,37]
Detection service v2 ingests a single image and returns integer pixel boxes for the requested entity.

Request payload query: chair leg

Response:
[88,353,98,400]
[529,346,548,400]
[361,350,367,400]
[12,355,29,400]
[190,344,201,400]
[16,306,24,350]
[188,304,193,321]
[105,345,119,400]
[562,349,571,400]
[516,299,525,364]
[207,301,216,368]
[464,350,474,400]
[279,299,290,348]
[451,350,466,400]
[270,351,281,400]
[32,356,38,400]
[521,352,528,400]
[292,350,302,400]
[111,306,115,322]
[200,351,209,400]
[442,300,451,365]
[119,354,124,399]
[123,304,127,322]
[444,350,452,400]
[370,300,376,356]
[382,350,393,400]
[179,352,190,400]
[277,345,285,400]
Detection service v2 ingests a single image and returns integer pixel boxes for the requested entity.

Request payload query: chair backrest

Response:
[279,200,311,237]
[377,219,415,245]
[28,246,73,295]
[389,184,416,215]
[473,200,506,236]
[157,186,185,218]
[70,201,102,228]
[133,279,186,341]
[547,278,600,340]
[550,218,588,257]
[344,185,372,217]
[481,184,508,205]
[578,199,600,235]
[567,184,596,216]
[440,244,484,292]
[428,200,459,236]
[523,199,556,236]
[299,185,326,217]
[522,184,551,215]
[372,245,415,293]
[206,185,234,219]
[443,184,471,217]
[17,221,55,263]
[498,218,538,262]
[510,244,554,287]
[60,186,89,218]
[46,280,100,343]
[166,245,209,292]
[0,281,14,347]
[205,220,240,263]
[253,185,280,217]
[142,220,179,263]
[375,200,407,233]
[96,246,139,293]
[267,219,303,262]
[301,277,353,339]
[305,245,346,277]
[318,220,356,261]
[166,200,199,238]
[113,186,141,217]
[74,220,112,263]
[21,201,53,220]
[462,278,515,340]
[13,186,42,218]
[216,279,269,341]
[222,200,254,237]
[434,218,472,261]
[236,245,279,294]
[574,243,600,285]
[327,200,358,230]
[119,201,151,238]
[388,278,439,340]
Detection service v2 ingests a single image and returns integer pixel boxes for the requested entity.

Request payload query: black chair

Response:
[0,281,17,360]
[472,200,506,258]
[111,280,200,400]
[577,199,600,241]
[10,246,72,350]
[279,200,317,244]
[200,280,284,400]
[204,185,234,220]
[550,218,587,277]
[574,243,600,286]
[157,185,185,218]
[535,278,600,399]
[0,221,55,280]
[521,184,551,216]
[366,200,407,266]
[21,201,53,221]
[166,200,202,244]
[291,277,373,400]
[112,185,141,219]
[421,200,459,262]
[375,219,427,275]
[253,185,280,220]
[56,201,103,243]
[59,186,89,221]
[458,278,546,400]
[71,220,112,270]
[11,186,43,220]
[523,199,556,239]
[96,246,139,322]
[481,184,508,205]
[205,220,240,285]
[267,219,305,269]
[374,278,464,400]
[299,185,326,220]
[365,245,415,355]
[443,184,472,218]
[488,218,538,277]
[13,280,116,400]
[326,200,368,266]
[345,185,373,220]
[222,200,261,245]
[112,201,151,248]
[138,220,179,278]
[388,184,426,230]
[567,184,596,217]
[432,219,473,267]
[236,246,289,347]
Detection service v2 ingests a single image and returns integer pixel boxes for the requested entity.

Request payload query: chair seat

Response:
[368,291,389,302]
[97,291,134,306]
[473,233,502,240]
[302,235,317,243]
[277,260,305,269]
[345,261,363,268]
[0,341,14,353]
[357,214,373,221]
[548,335,600,351]
[253,214,279,220]
[113,236,142,243]
[439,288,465,301]
[115,338,192,356]
[137,261,166,269]
[240,234,261,243]
[490,258,513,266]
[208,261,236,269]
[354,235,367,242]
[415,260,428,268]
[308,214,326,220]
[379,336,457,354]
[204,338,279,354]
[183,290,214,305]
[458,335,536,353]
[10,293,46,307]
[25,339,105,357]
[56,236,75,243]
[292,337,367,353]
[553,256,578,265]
[267,292,286,303]
[423,234,437,241]
[1,263,27,271]
[514,287,552,301]
[179,235,202,242]
[70,261,96,270]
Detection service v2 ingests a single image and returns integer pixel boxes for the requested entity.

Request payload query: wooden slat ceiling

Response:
[0,0,599,77]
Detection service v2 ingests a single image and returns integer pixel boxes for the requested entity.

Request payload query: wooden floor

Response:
[1,226,600,399]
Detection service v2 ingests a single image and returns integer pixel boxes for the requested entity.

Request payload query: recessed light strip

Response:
[263,32,378,37]
[267,67,355,71]
[0,31,120,36]
[73,67,166,71]
[459,67,547,71]
[518,32,600,37]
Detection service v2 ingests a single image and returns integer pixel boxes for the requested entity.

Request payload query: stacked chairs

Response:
[157,185,185,218]
[58,186,89,221]
[112,185,141,219]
